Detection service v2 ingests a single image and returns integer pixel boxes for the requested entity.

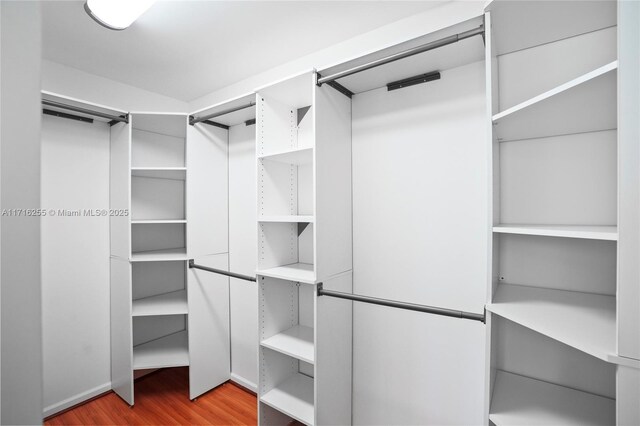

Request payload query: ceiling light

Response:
[84,0,156,31]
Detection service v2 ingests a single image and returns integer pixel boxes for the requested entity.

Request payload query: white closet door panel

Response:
[499,130,617,225]
[229,122,258,389]
[110,257,134,405]
[315,82,352,280]
[618,0,640,361]
[186,123,228,257]
[315,273,352,426]
[352,61,488,425]
[110,121,131,259]
[617,366,640,425]
[41,116,111,414]
[188,253,230,399]
[498,27,617,111]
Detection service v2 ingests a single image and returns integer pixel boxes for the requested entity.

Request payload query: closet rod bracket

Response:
[188,259,257,282]
[317,284,485,323]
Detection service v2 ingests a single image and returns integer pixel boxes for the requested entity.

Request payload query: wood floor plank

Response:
[44,368,257,425]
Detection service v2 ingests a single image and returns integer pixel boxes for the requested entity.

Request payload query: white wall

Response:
[42,60,189,113]
[228,122,258,390]
[351,60,488,424]
[189,1,485,113]
[1,2,44,424]
[41,115,111,417]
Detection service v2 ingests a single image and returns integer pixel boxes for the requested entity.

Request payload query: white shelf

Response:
[260,373,314,426]
[492,61,617,141]
[493,224,617,241]
[487,284,615,361]
[132,290,188,317]
[133,330,189,370]
[261,325,314,364]
[257,263,316,284]
[259,215,314,223]
[259,147,313,165]
[131,219,187,224]
[130,248,188,262]
[131,167,186,180]
[490,370,615,426]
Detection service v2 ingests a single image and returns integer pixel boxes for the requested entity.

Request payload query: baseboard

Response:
[230,373,257,393]
[43,381,112,418]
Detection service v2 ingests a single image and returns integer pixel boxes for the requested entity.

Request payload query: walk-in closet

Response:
[1,0,638,425]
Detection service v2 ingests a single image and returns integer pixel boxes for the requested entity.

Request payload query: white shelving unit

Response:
[256,71,353,426]
[110,112,231,405]
[485,1,638,424]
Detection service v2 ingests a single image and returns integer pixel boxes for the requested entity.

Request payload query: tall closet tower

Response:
[255,72,354,425]
[110,113,230,405]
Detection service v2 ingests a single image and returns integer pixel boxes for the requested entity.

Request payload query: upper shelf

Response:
[259,215,314,223]
[132,167,186,181]
[261,325,314,364]
[487,283,615,362]
[492,62,617,141]
[493,225,618,241]
[259,147,313,165]
[130,248,188,262]
[257,263,317,284]
[490,370,615,426]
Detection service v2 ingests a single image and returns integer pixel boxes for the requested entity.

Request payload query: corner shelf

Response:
[490,370,615,426]
[132,330,189,370]
[260,373,314,426]
[258,147,313,165]
[260,325,314,364]
[492,61,617,141]
[493,224,618,241]
[257,263,316,284]
[130,248,188,262]
[486,284,615,361]
[258,215,314,223]
[132,289,188,317]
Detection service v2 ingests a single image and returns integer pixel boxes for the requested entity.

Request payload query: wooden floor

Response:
[45,368,257,425]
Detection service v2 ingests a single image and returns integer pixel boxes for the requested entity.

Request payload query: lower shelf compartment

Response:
[260,373,314,426]
[133,330,189,370]
[490,370,615,426]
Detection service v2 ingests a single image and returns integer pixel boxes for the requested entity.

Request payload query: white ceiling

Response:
[42,1,446,102]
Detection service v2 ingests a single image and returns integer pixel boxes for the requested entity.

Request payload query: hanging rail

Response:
[317,283,485,323]
[317,25,484,86]
[188,259,257,282]
[189,101,256,126]
[42,99,129,124]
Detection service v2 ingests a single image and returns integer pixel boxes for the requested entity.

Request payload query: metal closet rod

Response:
[42,99,129,123]
[188,259,257,282]
[317,284,485,323]
[317,25,485,86]
[189,101,256,126]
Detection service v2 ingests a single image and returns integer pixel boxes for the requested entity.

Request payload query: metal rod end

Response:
[188,259,194,268]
